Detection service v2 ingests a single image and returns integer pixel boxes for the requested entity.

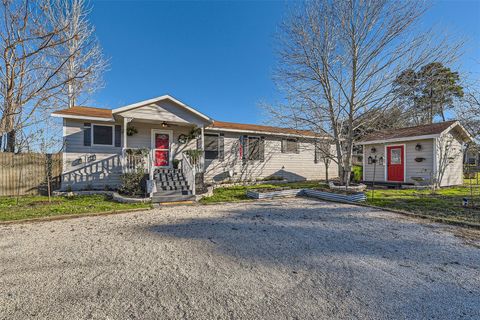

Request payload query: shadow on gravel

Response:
[142,201,476,268]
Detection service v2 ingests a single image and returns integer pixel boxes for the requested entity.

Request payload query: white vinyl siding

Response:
[437,131,464,187]
[363,139,435,184]
[204,131,338,182]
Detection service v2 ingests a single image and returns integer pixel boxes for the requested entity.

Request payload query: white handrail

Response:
[182,151,196,196]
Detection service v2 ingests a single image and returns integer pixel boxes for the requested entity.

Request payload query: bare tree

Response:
[47,0,107,109]
[268,0,461,185]
[0,0,76,152]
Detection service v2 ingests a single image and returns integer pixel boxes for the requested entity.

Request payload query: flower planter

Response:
[302,189,366,203]
[246,189,303,199]
[246,188,366,203]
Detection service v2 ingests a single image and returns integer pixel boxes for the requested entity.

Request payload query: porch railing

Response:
[182,151,196,196]
[183,149,205,173]
[121,148,151,174]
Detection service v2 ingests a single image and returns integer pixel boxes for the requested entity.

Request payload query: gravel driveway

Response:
[1,198,479,319]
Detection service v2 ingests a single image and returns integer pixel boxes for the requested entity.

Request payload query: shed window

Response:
[282,138,298,153]
[92,125,113,146]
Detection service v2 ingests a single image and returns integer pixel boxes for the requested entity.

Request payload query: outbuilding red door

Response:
[387,146,404,182]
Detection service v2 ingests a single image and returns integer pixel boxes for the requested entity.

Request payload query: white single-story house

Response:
[358,121,472,187]
[52,95,338,202]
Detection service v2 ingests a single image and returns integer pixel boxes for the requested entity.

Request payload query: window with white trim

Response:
[92,124,114,146]
[282,138,298,153]
[205,134,219,159]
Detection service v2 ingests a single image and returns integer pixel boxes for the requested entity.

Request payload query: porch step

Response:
[152,193,195,203]
[154,189,193,196]
[157,185,191,192]
[154,168,183,175]
[156,180,189,187]
[155,175,186,182]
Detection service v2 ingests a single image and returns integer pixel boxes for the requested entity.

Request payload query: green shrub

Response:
[352,165,363,183]
[119,168,146,197]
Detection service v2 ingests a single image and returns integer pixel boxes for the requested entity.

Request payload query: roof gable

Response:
[113,95,211,123]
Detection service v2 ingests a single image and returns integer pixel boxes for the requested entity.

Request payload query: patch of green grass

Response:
[0,195,151,222]
[366,186,480,223]
[200,180,324,204]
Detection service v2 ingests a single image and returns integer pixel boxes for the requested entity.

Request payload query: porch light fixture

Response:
[415,143,422,151]
[161,121,168,128]
[371,147,376,153]
[368,156,373,164]
[378,156,384,166]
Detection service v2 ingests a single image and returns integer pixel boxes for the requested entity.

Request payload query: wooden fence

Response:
[0,152,62,196]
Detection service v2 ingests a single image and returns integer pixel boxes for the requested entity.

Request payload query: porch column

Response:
[123,117,128,149]
[200,125,205,150]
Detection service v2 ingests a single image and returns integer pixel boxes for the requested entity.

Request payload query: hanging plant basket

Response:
[126,124,138,136]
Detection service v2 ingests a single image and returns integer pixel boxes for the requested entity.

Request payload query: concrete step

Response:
[157,185,190,192]
[152,194,196,203]
[154,189,193,196]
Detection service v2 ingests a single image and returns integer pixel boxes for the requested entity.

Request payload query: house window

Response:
[248,137,261,160]
[92,124,113,146]
[205,134,219,159]
[282,138,298,153]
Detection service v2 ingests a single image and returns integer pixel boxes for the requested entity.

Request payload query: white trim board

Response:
[359,134,440,145]
[206,127,326,139]
[51,113,115,122]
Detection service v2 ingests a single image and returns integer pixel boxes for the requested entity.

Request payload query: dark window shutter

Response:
[314,141,319,164]
[115,125,121,147]
[296,139,300,154]
[218,134,224,161]
[241,135,248,161]
[83,123,91,146]
[259,136,265,161]
[281,139,286,153]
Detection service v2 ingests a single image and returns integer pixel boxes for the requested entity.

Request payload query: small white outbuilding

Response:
[358,121,472,187]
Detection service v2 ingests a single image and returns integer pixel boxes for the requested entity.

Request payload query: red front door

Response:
[154,133,170,167]
[387,146,404,182]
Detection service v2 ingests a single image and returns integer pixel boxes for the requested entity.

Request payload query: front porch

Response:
[120,118,207,200]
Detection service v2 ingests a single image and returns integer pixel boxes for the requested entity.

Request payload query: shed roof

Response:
[358,121,469,144]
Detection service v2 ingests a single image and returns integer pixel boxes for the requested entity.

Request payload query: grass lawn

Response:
[0,195,151,222]
[200,181,324,204]
[366,186,480,224]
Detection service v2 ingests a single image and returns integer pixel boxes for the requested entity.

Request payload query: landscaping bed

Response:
[200,181,325,204]
[0,195,151,222]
